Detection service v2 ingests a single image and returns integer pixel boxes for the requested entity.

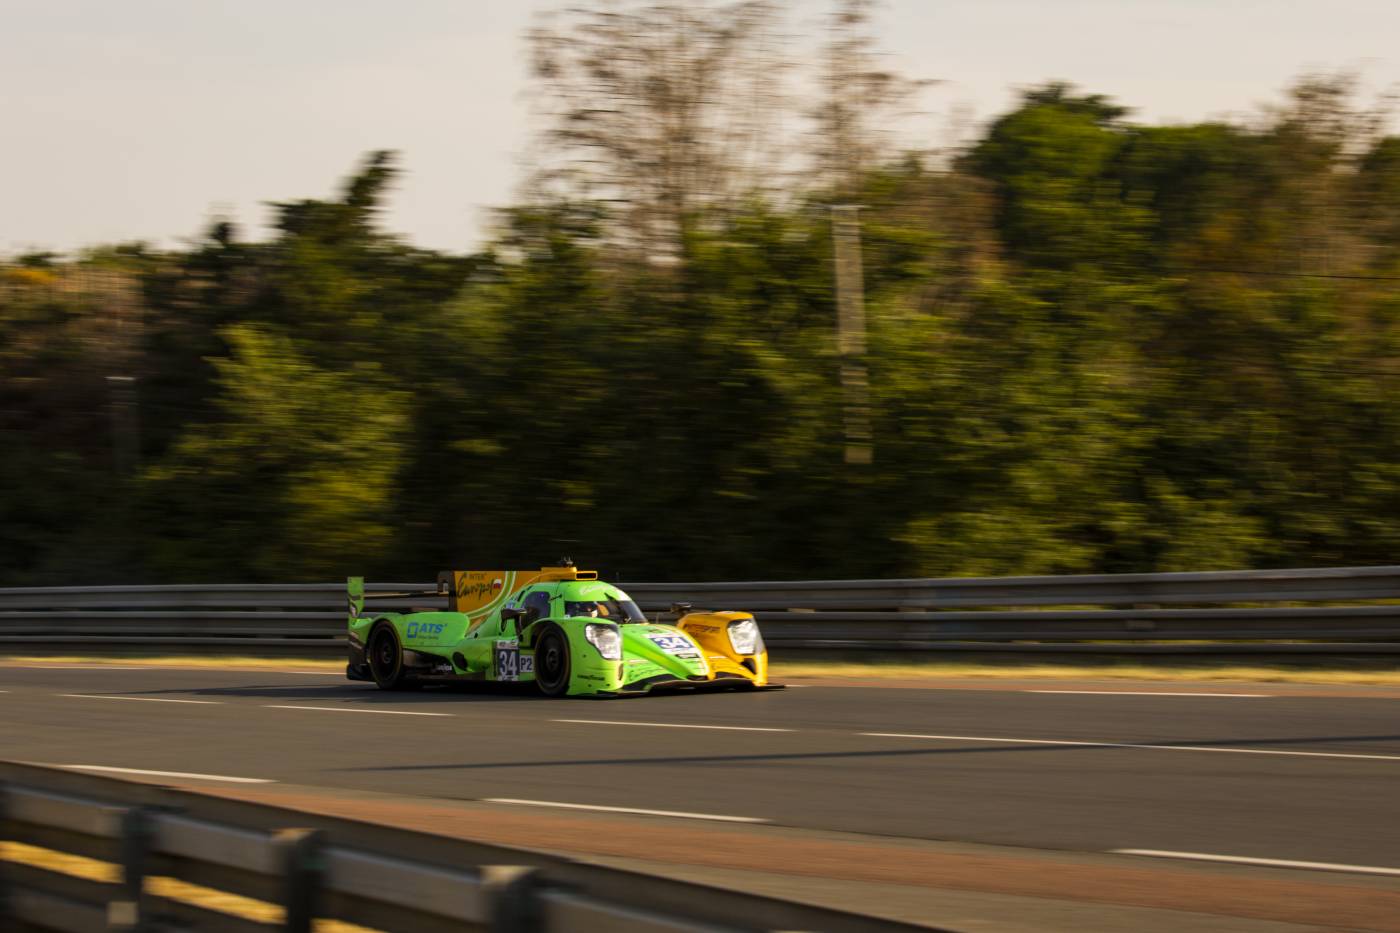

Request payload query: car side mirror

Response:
[670,602,692,617]
[501,606,525,635]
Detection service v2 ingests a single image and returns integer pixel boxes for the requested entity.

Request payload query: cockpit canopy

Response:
[511,582,647,624]
[564,599,646,622]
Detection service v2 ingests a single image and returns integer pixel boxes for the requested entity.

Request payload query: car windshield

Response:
[564,599,646,623]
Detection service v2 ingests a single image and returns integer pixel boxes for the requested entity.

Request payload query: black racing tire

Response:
[368,623,409,690]
[534,625,572,698]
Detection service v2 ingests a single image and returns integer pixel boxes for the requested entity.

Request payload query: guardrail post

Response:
[273,828,324,933]
[107,806,154,932]
[482,865,544,933]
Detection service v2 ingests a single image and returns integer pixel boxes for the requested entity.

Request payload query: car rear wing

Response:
[346,577,447,626]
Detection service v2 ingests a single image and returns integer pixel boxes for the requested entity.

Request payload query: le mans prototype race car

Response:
[346,564,774,697]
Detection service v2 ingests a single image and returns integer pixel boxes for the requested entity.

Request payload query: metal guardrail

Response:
[1,566,1399,655]
[0,761,929,932]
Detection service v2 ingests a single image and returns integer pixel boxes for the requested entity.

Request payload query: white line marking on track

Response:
[484,798,768,823]
[1113,849,1400,877]
[4,666,147,670]
[63,765,274,784]
[553,719,793,732]
[59,694,222,705]
[861,733,1400,762]
[265,704,451,717]
[1026,690,1270,697]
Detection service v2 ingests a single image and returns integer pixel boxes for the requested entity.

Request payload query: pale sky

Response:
[3,0,1397,256]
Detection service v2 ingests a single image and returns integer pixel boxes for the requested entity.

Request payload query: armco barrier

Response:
[1,565,1400,655]
[0,761,931,932]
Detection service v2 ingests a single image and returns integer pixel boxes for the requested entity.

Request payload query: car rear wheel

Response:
[369,624,408,690]
[534,626,571,697]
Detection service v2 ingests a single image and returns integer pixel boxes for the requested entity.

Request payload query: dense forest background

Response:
[3,1,1400,584]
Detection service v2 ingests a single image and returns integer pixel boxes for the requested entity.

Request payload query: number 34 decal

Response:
[494,642,535,681]
[495,641,519,681]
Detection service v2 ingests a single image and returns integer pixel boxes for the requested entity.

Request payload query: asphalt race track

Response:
[3,663,1400,930]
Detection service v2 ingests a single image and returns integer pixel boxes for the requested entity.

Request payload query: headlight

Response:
[585,623,622,660]
[727,618,762,655]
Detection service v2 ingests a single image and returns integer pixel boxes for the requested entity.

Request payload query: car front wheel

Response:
[534,626,571,697]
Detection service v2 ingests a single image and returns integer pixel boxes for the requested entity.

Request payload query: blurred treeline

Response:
[3,2,1400,584]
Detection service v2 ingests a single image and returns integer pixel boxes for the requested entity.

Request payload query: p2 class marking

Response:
[483,798,768,823]
[62,765,274,784]
[1113,849,1400,877]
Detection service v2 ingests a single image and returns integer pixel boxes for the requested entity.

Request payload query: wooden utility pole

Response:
[90,265,142,474]
[107,375,139,474]
[832,205,872,465]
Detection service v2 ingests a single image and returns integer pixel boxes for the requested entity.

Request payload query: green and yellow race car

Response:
[346,563,774,697]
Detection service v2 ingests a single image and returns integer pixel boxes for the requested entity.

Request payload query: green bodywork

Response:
[347,577,732,696]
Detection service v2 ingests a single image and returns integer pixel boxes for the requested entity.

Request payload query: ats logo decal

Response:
[406,621,445,639]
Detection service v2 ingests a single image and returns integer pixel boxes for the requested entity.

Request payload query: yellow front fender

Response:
[675,610,768,685]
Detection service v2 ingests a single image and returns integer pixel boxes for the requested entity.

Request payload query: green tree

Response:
[140,326,409,579]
